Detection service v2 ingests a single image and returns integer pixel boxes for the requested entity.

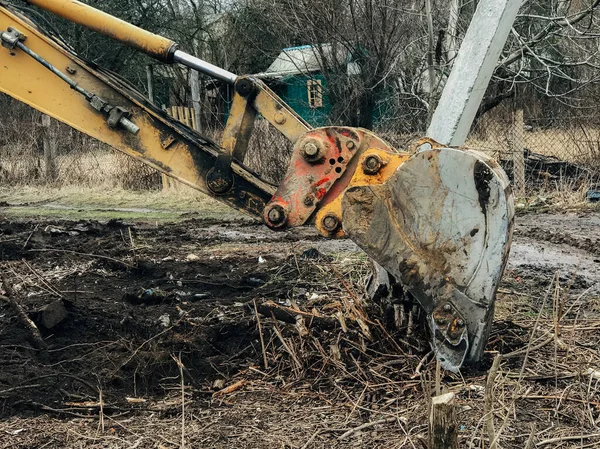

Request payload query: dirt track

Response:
[0,211,599,448]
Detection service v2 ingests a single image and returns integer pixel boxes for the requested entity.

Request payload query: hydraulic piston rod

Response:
[173,51,237,84]
[25,0,238,84]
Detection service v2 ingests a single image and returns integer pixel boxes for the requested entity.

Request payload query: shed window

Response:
[307,79,323,108]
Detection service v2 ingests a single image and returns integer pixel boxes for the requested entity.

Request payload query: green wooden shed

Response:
[256,45,338,127]
[257,44,396,128]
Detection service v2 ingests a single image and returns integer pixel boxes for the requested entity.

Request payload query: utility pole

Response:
[425,0,437,123]
[189,70,202,132]
[427,0,522,147]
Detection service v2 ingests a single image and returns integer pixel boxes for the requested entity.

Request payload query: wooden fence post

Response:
[41,114,57,182]
[190,70,202,132]
[146,65,154,104]
[429,392,458,449]
[512,109,526,197]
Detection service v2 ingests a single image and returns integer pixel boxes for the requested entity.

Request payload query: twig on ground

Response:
[300,430,321,449]
[271,316,303,376]
[128,227,138,263]
[536,433,600,447]
[411,351,433,379]
[435,358,441,396]
[22,224,38,250]
[485,354,502,449]
[171,353,186,449]
[28,248,134,268]
[22,259,64,298]
[257,300,337,329]
[253,300,269,369]
[98,387,105,434]
[338,416,398,440]
[0,384,41,396]
[0,274,47,350]
[524,424,537,449]
[518,394,600,407]
[213,380,246,397]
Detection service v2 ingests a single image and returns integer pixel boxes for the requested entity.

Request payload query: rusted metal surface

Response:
[342,146,514,371]
[315,147,410,238]
[264,127,392,230]
[26,0,178,62]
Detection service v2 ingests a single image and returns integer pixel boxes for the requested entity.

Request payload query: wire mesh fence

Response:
[0,98,598,196]
[467,102,599,195]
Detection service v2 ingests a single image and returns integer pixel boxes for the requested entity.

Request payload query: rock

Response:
[300,248,322,260]
[38,300,68,329]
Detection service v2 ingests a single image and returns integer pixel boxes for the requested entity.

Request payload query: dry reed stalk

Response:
[253,299,269,369]
[170,353,186,449]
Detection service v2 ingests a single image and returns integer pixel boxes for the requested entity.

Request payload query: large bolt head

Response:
[435,316,447,326]
[206,167,233,195]
[322,214,340,233]
[363,155,383,175]
[303,142,320,158]
[266,204,287,228]
[235,78,254,97]
[274,112,286,125]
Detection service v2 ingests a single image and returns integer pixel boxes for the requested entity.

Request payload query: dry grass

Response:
[0,184,226,211]
[2,115,598,192]
[467,124,600,170]
[0,148,160,190]
[240,256,600,448]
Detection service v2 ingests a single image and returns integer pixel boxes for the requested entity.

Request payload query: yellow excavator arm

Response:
[0,0,514,371]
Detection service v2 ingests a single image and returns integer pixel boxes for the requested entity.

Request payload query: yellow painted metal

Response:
[221,92,256,162]
[315,148,411,238]
[0,6,274,210]
[26,0,177,62]
[252,82,311,143]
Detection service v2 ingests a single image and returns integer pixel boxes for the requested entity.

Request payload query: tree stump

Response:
[429,392,458,449]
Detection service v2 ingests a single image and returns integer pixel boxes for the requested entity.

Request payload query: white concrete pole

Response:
[427,0,522,147]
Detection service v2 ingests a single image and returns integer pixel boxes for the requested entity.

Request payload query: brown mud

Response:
[0,212,598,448]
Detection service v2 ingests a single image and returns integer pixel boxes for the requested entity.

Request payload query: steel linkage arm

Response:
[0,3,277,217]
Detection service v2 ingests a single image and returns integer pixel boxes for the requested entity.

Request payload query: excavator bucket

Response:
[342,145,514,372]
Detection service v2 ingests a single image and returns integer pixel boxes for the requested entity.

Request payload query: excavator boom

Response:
[0,0,514,371]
